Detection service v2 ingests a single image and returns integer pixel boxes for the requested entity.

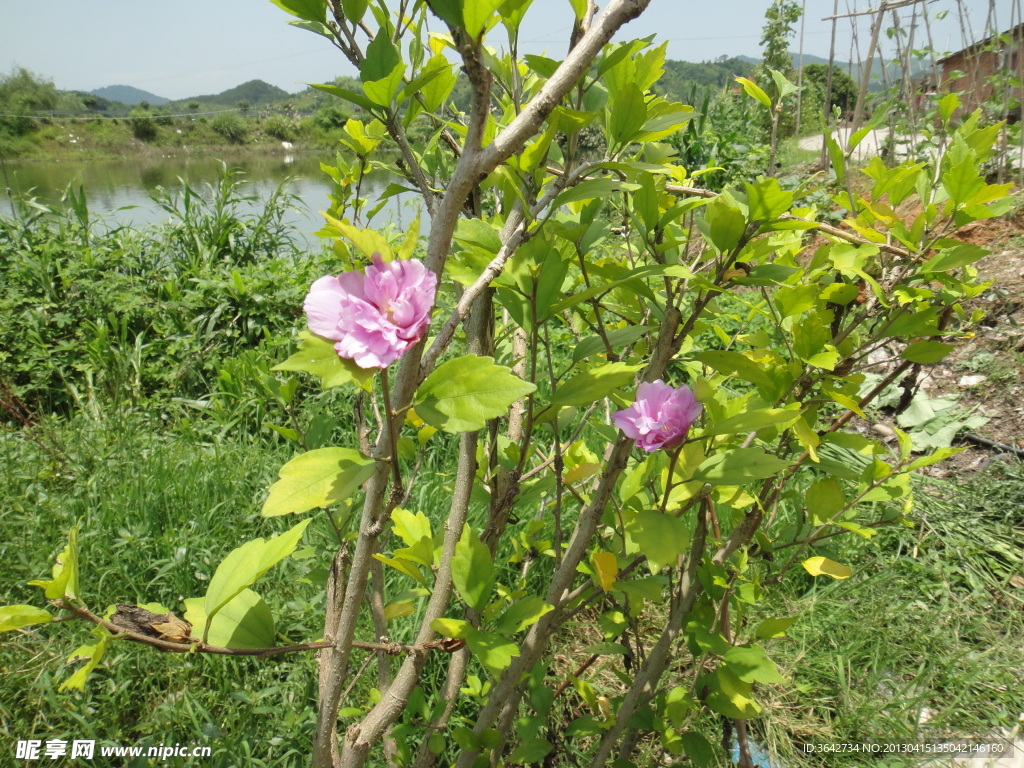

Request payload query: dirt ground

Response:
[880,204,1024,474]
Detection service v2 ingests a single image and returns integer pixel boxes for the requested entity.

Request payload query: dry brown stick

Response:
[55,601,464,658]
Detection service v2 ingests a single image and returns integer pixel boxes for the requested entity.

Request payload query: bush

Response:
[128,109,157,141]
[211,112,248,144]
[263,113,297,141]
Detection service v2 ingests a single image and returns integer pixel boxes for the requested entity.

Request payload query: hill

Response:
[174,79,292,108]
[90,84,169,105]
[736,54,928,91]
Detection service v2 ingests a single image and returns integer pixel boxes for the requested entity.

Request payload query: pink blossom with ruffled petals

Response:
[612,380,702,452]
[303,255,437,369]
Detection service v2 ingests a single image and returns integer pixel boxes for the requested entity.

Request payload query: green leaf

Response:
[426,0,462,28]
[28,524,79,600]
[919,243,988,272]
[374,554,427,584]
[360,32,405,106]
[493,596,553,634]
[754,616,798,640]
[203,519,311,628]
[452,527,494,612]
[550,362,642,407]
[698,196,746,253]
[262,448,376,517]
[391,508,435,567]
[340,0,368,23]
[745,177,794,221]
[608,82,647,147]
[60,628,112,692]
[551,178,640,209]
[573,326,650,362]
[183,589,275,649]
[464,0,503,37]
[466,628,520,675]
[431,617,471,638]
[415,355,536,433]
[942,157,985,206]
[507,737,553,764]
[902,340,955,364]
[308,82,376,112]
[735,77,771,109]
[703,408,800,438]
[706,665,761,718]
[723,644,785,684]
[805,478,846,525]
[268,0,326,23]
[627,510,690,573]
[0,605,52,633]
[273,331,375,389]
[693,448,790,485]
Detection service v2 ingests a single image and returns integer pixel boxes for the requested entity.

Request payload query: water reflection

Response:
[0,152,418,236]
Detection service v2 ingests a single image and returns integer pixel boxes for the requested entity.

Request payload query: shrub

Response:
[211,112,248,144]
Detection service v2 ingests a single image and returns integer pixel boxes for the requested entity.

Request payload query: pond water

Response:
[0,151,420,238]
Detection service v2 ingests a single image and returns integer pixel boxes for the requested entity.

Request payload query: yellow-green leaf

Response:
[263,447,376,517]
[801,556,851,579]
[592,552,618,592]
[0,605,53,633]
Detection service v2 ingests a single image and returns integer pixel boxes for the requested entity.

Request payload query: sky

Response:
[0,0,1018,100]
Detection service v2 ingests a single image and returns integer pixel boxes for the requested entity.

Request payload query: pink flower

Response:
[304,255,437,369]
[613,380,702,452]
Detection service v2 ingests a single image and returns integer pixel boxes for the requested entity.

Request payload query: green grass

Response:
[0,414,327,766]
[752,466,1024,767]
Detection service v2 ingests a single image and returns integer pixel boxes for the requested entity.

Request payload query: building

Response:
[937,22,1024,118]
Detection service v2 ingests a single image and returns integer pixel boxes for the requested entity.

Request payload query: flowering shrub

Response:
[304,255,437,368]
[613,380,702,452]
[5,3,1016,768]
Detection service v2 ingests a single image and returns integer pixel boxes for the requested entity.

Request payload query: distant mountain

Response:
[174,80,292,107]
[90,85,169,105]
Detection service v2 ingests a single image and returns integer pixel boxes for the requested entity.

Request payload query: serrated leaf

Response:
[263,448,376,517]
[184,589,274,649]
[415,355,536,433]
[0,605,52,633]
[203,519,311,629]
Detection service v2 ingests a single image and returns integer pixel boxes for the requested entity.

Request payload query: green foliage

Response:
[128,108,157,140]
[3,4,1021,768]
[0,166,331,414]
[211,111,249,144]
